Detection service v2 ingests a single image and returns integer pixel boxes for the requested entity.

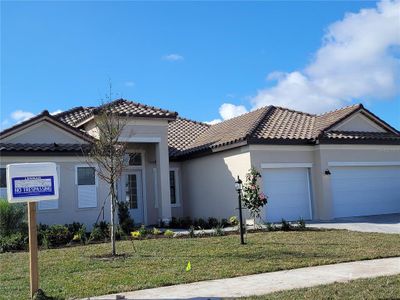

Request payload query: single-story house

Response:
[1,99,399,227]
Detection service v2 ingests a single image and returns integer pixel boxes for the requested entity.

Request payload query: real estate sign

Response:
[6,162,59,298]
[6,162,59,203]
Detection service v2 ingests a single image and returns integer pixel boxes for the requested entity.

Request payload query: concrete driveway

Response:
[308,214,400,234]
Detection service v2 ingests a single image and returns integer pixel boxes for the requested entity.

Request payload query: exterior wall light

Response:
[325,169,331,175]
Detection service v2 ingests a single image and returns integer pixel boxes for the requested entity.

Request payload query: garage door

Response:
[262,168,312,222]
[331,166,400,218]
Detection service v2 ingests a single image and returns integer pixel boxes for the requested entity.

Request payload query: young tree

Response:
[87,91,128,256]
[242,167,268,227]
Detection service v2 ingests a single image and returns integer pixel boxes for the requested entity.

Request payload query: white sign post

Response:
[6,163,59,299]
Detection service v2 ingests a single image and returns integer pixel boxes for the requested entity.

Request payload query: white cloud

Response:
[11,110,35,123]
[219,103,248,120]
[162,54,184,61]
[124,81,135,87]
[226,0,400,114]
[50,109,63,115]
[205,118,222,125]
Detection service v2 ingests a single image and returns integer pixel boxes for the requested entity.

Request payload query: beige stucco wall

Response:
[332,113,386,132]
[181,147,251,220]
[2,122,87,144]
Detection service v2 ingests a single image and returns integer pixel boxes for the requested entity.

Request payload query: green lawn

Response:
[244,274,400,300]
[1,230,400,300]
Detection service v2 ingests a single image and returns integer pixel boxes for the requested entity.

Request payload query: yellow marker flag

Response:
[186,261,191,272]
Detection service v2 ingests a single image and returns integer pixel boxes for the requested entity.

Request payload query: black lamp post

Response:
[235,176,245,245]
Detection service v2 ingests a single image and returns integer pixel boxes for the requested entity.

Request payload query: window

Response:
[0,168,6,188]
[0,168,6,199]
[128,153,142,166]
[77,167,95,185]
[76,166,97,208]
[170,170,176,205]
[126,174,138,209]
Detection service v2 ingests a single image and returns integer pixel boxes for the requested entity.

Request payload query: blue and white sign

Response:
[7,163,59,203]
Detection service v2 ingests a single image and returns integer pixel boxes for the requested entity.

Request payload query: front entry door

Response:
[122,170,143,224]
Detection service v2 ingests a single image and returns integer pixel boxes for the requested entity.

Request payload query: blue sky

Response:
[1,1,399,130]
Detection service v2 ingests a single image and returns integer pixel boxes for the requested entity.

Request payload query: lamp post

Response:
[235,176,245,245]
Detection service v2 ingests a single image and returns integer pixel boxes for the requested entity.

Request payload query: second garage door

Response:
[331,165,400,218]
[262,167,312,222]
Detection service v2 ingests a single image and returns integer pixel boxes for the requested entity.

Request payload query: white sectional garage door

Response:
[331,166,400,218]
[262,168,312,222]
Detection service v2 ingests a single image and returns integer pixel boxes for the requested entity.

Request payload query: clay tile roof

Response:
[93,99,178,119]
[168,117,210,156]
[177,107,269,156]
[56,106,95,126]
[313,104,362,137]
[321,131,400,144]
[0,143,91,153]
[252,106,315,141]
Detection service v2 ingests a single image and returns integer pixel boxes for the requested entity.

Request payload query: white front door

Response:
[262,168,312,222]
[331,166,400,218]
[122,170,144,224]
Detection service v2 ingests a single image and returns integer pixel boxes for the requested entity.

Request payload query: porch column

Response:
[156,140,172,224]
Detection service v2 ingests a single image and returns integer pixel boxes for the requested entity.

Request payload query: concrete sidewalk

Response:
[86,257,400,299]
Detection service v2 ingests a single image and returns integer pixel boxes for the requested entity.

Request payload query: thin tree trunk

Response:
[110,182,116,256]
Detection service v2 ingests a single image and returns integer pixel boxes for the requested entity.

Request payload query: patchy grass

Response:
[1,230,400,299]
[244,274,400,299]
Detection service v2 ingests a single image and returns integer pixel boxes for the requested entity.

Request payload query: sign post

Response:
[6,163,59,299]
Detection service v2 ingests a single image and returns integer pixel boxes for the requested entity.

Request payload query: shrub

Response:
[117,201,135,235]
[164,229,174,238]
[221,218,229,228]
[0,199,27,236]
[212,225,225,236]
[169,217,179,228]
[89,221,110,242]
[297,218,306,230]
[0,232,27,253]
[266,222,276,231]
[130,231,141,239]
[152,227,162,235]
[242,167,268,218]
[281,219,292,231]
[179,217,193,228]
[207,217,219,228]
[229,216,239,226]
[188,225,195,238]
[138,225,149,236]
[196,218,208,229]
[44,225,72,247]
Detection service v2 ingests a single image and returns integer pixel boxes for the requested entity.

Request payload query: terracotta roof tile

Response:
[168,117,210,156]
[56,106,95,126]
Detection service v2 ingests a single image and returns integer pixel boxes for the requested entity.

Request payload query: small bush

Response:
[197,218,208,229]
[188,225,195,238]
[89,221,110,242]
[281,219,292,231]
[208,217,219,228]
[221,218,229,228]
[164,229,174,238]
[152,227,162,235]
[212,225,225,236]
[0,199,27,236]
[179,217,193,228]
[229,216,239,226]
[297,218,306,230]
[117,201,135,235]
[266,222,276,231]
[0,232,27,252]
[138,225,149,236]
[130,231,141,239]
[169,217,179,228]
[45,225,72,247]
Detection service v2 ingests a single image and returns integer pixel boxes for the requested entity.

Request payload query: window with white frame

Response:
[169,169,180,206]
[76,166,97,208]
[0,168,7,199]
[128,153,142,166]
[38,165,60,210]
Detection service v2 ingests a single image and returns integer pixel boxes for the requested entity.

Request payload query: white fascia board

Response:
[328,161,400,167]
[261,163,313,169]
[119,136,161,143]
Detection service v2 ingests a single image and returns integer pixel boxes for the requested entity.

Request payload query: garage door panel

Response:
[263,168,311,222]
[331,166,400,218]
